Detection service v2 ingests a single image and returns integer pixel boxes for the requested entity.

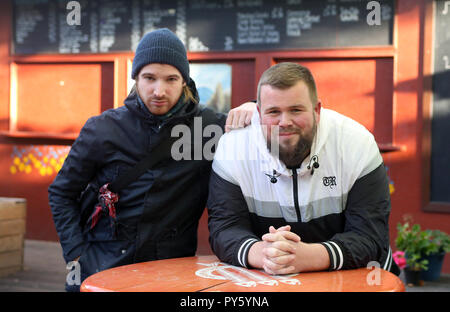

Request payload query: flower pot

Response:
[420,252,445,281]
[404,268,422,286]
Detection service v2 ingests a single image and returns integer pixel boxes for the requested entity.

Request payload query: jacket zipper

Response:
[292,168,302,222]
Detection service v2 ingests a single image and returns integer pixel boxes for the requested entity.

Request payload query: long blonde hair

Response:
[182,83,198,104]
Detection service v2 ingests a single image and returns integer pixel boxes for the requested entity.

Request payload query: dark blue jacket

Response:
[48,82,226,286]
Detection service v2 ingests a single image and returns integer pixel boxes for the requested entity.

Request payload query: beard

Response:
[266,116,317,168]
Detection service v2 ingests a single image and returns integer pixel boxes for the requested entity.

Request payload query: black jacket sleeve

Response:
[207,170,260,268]
[319,163,398,274]
[48,117,104,263]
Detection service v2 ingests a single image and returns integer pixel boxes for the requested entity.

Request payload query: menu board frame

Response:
[12,0,395,55]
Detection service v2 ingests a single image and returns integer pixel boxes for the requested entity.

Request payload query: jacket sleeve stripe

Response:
[328,241,344,270]
[323,241,344,270]
[321,242,336,270]
[383,247,393,271]
[238,238,259,268]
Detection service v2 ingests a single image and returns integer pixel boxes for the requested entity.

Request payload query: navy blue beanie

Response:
[132,28,190,83]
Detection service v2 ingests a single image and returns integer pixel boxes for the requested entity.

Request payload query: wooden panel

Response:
[13,62,114,134]
[0,219,26,237]
[276,58,394,144]
[0,235,24,253]
[0,197,26,221]
[230,60,256,108]
[0,197,26,276]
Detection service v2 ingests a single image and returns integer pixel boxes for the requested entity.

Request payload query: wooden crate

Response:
[0,197,26,278]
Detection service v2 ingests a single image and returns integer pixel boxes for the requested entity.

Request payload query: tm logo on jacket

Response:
[323,176,337,189]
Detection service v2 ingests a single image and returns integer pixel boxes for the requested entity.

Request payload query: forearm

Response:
[247,241,264,269]
[207,170,259,267]
[293,242,330,272]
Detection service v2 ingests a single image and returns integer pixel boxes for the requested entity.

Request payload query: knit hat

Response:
[131,28,190,83]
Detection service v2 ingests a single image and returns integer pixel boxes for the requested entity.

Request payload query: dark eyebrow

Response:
[140,72,181,79]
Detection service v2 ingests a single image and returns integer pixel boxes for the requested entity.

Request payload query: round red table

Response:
[81,255,405,292]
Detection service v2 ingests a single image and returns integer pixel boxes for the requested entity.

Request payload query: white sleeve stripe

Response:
[237,238,258,267]
[383,247,392,271]
[328,241,344,270]
[242,239,258,268]
[322,242,337,270]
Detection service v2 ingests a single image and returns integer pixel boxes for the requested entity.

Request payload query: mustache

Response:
[277,127,302,134]
[151,95,168,101]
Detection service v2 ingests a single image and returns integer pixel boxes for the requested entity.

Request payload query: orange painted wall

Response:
[386,0,450,273]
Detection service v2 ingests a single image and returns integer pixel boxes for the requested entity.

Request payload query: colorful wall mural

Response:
[8,144,396,197]
[9,145,70,177]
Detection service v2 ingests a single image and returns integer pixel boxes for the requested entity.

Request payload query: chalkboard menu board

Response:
[430,0,450,203]
[12,0,395,54]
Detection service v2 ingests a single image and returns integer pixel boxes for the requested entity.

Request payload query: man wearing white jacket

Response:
[207,62,399,276]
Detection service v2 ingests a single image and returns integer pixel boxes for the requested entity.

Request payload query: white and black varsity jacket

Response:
[207,107,399,274]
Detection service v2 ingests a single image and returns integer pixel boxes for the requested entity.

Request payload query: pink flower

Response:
[393,251,406,269]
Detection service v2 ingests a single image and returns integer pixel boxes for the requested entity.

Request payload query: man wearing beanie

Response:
[48,28,255,291]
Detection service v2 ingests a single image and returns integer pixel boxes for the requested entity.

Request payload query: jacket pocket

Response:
[79,240,136,277]
[83,163,132,242]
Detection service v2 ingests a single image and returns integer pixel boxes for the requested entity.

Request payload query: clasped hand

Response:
[260,225,302,275]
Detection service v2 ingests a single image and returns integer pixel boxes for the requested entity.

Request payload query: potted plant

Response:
[395,222,431,286]
[395,220,450,285]
[420,229,450,281]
